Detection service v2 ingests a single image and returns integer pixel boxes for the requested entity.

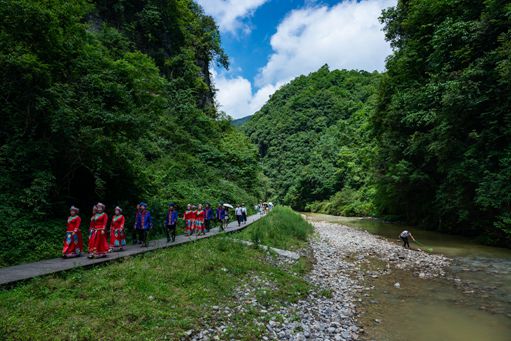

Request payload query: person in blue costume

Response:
[135,202,152,247]
[216,204,226,231]
[164,203,178,242]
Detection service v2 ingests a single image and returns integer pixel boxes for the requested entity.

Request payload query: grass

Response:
[236,206,314,250]
[0,238,311,340]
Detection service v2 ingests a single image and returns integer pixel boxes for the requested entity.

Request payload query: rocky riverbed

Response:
[190,220,451,340]
[266,221,450,341]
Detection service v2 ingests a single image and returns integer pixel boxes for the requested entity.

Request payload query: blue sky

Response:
[197,0,396,118]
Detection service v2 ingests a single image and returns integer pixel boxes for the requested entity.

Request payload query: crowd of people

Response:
[255,202,273,215]
[62,202,251,259]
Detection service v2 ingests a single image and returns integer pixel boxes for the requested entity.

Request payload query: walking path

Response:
[0,214,264,286]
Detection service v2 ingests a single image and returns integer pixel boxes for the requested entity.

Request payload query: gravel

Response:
[189,220,450,340]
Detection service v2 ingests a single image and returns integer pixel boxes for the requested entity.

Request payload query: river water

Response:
[306,214,511,341]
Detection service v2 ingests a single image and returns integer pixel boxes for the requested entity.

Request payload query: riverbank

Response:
[302,215,511,341]
[259,219,450,340]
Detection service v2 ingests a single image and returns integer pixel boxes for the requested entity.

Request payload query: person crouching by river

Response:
[164,203,178,243]
[135,202,152,247]
[109,206,126,252]
[88,203,109,258]
[184,204,194,236]
[62,206,83,258]
[399,229,416,249]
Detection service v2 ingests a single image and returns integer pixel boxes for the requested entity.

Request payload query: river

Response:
[306,213,511,341]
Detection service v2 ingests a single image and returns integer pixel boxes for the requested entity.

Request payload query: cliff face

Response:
[92,0,226,111]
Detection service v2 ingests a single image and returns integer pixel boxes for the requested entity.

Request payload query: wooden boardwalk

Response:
[0,214,263,286]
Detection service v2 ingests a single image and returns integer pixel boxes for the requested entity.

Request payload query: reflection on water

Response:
[305,213,511,341]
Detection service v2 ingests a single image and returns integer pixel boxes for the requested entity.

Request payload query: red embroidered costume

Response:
[183,209,195,234]
[88,210,109,257]
[109,213,126,251]
[62,209,83,258]
[195,209,205,234]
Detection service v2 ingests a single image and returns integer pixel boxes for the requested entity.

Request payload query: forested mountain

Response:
[244,66,380,215]
[0,0,261,265]
[231,115,252,127]
[374,0,511,243]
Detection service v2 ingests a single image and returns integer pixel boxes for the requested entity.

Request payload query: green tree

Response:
[374,0,511,244]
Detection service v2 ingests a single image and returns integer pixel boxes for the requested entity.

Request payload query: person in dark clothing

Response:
[164,203,178,242]
[216,204,226,231]
[204,203,214,232]
[399,230,415,248]
[132,204,141,244]
[135,202,152,247]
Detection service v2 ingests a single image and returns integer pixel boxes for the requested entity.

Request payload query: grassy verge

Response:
[0,237,310,340]
[236,206,314,250]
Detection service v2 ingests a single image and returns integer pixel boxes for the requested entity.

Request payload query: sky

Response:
[196,0,397,119]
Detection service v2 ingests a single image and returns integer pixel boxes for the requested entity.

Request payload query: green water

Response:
[306,213,511,341]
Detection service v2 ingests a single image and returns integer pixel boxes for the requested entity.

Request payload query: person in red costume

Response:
[62,206,83,258]
[88,202,109,258]
[183,204,195,236]
[195,204,205,236]
[109,206,126,252]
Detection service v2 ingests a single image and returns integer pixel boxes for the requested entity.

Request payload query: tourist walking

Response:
[399,229,415,249]
[109,206,126,252]
[62,206,83,258]
[195,204,205,235]
[241,203,247,224]
[216,204,226,231]
[135,202,152,247]
[164,203,178,242]
[223,206,230,229]
[184,204,195,236]
[204,203,214,232]
[88,202,109,258]
[235,204,243,227]
[132,204,141,244]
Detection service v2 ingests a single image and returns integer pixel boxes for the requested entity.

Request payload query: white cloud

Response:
[196,0,268,34]
[212,0,396,118]
[256,0,395,86]
[214,71,284,118]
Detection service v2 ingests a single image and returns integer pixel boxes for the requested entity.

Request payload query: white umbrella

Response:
[223,203,234,209]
